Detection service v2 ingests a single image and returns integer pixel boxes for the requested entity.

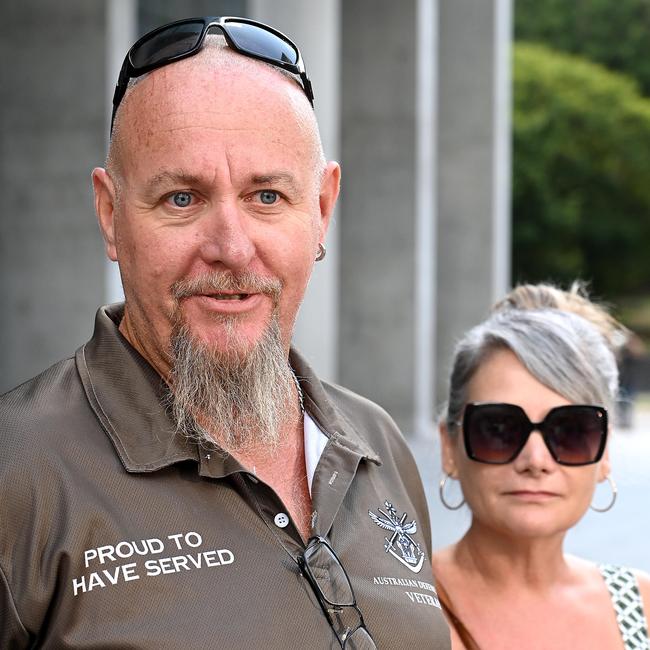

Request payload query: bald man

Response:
[0,17,450,649]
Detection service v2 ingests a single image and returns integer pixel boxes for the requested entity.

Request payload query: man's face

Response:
[94,53,339,375]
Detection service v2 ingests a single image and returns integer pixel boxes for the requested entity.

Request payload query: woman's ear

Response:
[597,441,611,483]
[439,420,458,477]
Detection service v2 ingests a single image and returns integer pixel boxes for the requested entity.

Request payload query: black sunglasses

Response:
[298,536,376,649]
[110,16,314,133]
[461,403,608,466]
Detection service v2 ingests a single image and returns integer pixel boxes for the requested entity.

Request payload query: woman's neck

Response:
[452,521,572,592]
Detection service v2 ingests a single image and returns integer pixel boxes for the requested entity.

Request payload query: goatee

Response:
[165,272,299,453]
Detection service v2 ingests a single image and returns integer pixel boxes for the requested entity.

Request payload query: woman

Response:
[431,305,650,649]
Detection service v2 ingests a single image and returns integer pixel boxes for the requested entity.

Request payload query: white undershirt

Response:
[303,412,328,496]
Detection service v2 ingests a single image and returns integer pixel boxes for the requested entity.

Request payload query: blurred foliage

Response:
[515,0,650,96]
[619,296,650,341]
[512,43,650,298]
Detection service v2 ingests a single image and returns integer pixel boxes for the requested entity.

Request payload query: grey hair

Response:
[443,308,619,434]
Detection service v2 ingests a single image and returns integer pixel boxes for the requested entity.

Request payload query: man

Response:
[0,17,450,648]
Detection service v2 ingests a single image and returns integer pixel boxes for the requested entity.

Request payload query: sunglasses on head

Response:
[110,16,314,133]
[461,402,608,466]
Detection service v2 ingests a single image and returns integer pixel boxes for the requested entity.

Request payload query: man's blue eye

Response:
[172,192,192,207]
[259,190,278,205]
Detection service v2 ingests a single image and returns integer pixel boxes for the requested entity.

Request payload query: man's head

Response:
[92,19,340,449]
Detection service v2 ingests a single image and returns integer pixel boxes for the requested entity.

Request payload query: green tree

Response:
[515,0,650,95]
[513,43,650,298]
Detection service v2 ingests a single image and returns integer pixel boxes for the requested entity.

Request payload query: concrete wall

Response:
[0,1,107,392]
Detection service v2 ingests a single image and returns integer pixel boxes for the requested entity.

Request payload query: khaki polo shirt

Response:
[1,305,450,648]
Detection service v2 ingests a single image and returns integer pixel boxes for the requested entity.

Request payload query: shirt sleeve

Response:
[0,561,30,648]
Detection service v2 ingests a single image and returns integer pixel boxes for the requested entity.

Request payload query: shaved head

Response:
[107,38,325,191]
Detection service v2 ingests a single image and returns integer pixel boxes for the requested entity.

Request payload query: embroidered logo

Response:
[368,501,425,573]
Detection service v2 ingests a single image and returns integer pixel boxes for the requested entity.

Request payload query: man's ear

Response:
[439,421,459,477]
[92,168,118,261]
[317,160,341,243]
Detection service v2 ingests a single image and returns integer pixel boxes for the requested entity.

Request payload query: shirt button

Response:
[274,513,290,528]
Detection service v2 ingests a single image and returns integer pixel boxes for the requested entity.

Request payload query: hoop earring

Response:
[590,475,617,513]
[315,243,326,262]
[439,474,465,511]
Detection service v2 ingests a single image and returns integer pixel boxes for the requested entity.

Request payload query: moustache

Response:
[171,271,282,302]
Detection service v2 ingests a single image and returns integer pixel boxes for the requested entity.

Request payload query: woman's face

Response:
[441,348,610,540]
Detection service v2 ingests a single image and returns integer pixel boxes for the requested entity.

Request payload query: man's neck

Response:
[118,309,171,380]
[232,413,313,541]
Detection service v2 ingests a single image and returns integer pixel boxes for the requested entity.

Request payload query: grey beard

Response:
[166,314,299,454]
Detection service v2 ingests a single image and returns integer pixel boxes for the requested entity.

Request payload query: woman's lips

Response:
[505,490,560,501]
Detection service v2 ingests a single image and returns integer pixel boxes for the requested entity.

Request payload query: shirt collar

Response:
[77,304,380,475]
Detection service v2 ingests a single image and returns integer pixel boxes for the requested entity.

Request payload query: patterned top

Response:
[600,564,649,650]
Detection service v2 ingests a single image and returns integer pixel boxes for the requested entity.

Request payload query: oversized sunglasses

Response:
[110,16,314,133]
[461,403,608,466]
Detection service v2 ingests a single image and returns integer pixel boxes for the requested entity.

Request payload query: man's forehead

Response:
[109,45,322,183]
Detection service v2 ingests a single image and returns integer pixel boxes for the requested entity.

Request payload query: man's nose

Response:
[199,201,256,270]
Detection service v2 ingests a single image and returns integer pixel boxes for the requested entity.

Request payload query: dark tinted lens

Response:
[226,22,299,65]
[465,405,527,463]
[544,406,606,465]
[130,21,204,69]
[303,541,355,606]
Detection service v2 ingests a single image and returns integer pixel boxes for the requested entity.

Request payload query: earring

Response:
[439,473,465,511]
[315,243,326,262]
[590,475,617,513]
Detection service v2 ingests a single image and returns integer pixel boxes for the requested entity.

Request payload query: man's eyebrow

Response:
[142,170,304,195]
[250,172,301,192]
[144,170,204,192]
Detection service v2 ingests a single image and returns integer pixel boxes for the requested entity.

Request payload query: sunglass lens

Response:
[465,405,525,463]
[131,21,205,69]
[226,22,299,65]
[545,407,605,465]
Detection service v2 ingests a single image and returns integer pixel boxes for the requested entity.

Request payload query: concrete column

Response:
[339,0,419,430]
[435,0,512,404]
[0,0,107,392]
[249,0,341,383]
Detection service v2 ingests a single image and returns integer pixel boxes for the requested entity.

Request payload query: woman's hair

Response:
[443,308,619,434]
[492,281,628,354]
